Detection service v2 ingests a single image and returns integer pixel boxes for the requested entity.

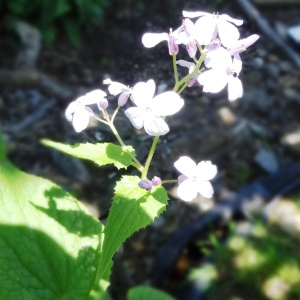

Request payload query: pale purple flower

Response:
[103,78,132,106]
[151,176,161,186]
[65,89,107,132]
[138,179,153,191]
[227,34,259,56]
[142,26,186,55]
[174,156,217,201]
[198,47,243,101]
[125,79,184,136]
[182,11,243,47]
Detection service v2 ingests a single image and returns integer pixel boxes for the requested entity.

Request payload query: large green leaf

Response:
[96,175,169,281]
[127,286,175,300]
[42,139,135,170]
[0,156,103,299]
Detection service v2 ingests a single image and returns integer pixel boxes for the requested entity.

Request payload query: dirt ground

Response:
[1,0,300,299]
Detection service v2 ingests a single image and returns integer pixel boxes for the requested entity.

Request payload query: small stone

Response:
[218,107,236,125]
[254,148,279,173]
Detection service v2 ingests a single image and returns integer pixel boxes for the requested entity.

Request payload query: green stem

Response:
[109,122,144,172]
[172,54,179,85]
[161,179,178,185]
[141,135,159,179]
[111,106,120,124]
[178,82,188,95]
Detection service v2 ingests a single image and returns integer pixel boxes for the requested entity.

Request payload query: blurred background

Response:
[1,0,300,299]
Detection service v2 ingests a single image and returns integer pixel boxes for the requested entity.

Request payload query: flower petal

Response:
[217,18,240,48]
[103,79,129,96]
[182,11,210,18]
[150,92,184,116]
[220,14,243,26]
[195,161,217,181]
[72,106,90,132]
[228,76,243,101]
[124,107,145,129]
[65,101,77,121]
[177,179,198,201]
[81,90,107,105]
[143,114,169,136]
[232,54,242,74]
[198,69,228,93]
[194,15,217,45]
[205,47,232,69]
[131,79,156,107]
[177,60,196,70]
[197,180,214,198]
[174,156,197,177]
[142,33,169,48]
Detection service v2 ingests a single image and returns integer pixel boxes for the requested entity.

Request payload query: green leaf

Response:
[62,18,81,47]
[127,286,175,300]
[42,139,135,170]
[0,158,103,299]
[96,175,169,281]
[88,278,112,300]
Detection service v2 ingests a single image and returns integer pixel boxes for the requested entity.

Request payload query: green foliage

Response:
[127,286,175,300]
[96,175,169,281]
[0,145,104,299]
[42,139,135,170]
[1,0,108,45]
[191,221,300,300]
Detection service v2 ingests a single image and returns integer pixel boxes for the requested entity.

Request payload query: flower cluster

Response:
[142,10,259,101]
[65,9,258,202]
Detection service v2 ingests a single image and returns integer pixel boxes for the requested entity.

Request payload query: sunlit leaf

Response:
[128,286,175,300]
[42,139,135,169]
[0,156,103,299]
[96,175,169,281]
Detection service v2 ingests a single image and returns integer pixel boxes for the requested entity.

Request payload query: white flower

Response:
[125,79,184,136]
[103,78,132,106]
[182,11,243,47]
[227,34,259,56]
[174,156,217,201]
[198,47,243,101]
[65,89,107,132]
[142,26,186,55]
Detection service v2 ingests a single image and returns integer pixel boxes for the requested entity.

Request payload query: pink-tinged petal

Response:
[82,89,107,105]
[229,34,259,55]
[194,15,217,45]
[177,179,198,201]
[198,69,228,93]
[196,180,214,198]
[186,39,197,58]
[143,114,169,136]
[142,32,169,48]
[178,174,188,184]
[65,101,77,121]
[131,80,156,108]
[177,60,195,70]
[72,106,90,132]
[168,35,179,55]
[205,47,232,69]
[232,54,242,74]
[175,31,189,45]
[103,78,129,96]
[228,76,243,101]
[217,19,240,48]
[150,92,184,116]
[195,161,217,181]
[124,107,145,129]
[183,18,195,36]
[174,156,197,177]
[182,11,210,18]
[220,14,243,26]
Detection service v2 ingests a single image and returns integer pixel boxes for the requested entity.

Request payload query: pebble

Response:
[217,107,236,125]
[254,148,279,173]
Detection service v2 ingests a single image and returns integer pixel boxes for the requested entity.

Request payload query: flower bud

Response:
[208,39,221,51]
[168,35,179,55]
[186,40,197,58]
[151,176,161,186]
[138,179,153,191]
[118,92,129,106]
[97,98,108,111]
[188,76,198,87]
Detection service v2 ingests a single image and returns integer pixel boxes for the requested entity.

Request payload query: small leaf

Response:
[96,175,169,281]
[42,139,135,169]
[128,286,175,300]
[0,157,103,299]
